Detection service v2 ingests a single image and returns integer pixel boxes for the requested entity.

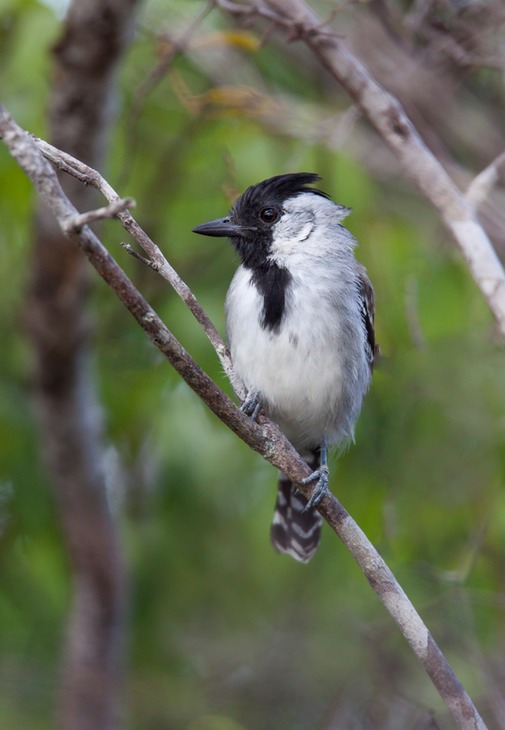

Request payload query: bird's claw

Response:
[300,465,329,512]
[240,391,262,421]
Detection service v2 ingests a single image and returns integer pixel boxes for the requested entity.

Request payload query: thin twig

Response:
[32,134,245,399]
[65,197,135,233]
[466,151,505,208]
[120,241,155,268]
[216,0,505,343]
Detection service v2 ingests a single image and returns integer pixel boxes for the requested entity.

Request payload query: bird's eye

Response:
[259,208,278,224]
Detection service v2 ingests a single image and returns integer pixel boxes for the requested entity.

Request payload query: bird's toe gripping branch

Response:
[240,390,262,421]
[299,439,329,512]
[300,465,329,512]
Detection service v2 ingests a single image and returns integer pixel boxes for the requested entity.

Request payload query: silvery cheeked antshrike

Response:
[193,173,377,562]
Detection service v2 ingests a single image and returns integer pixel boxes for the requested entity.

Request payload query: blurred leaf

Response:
[195,29,261,52]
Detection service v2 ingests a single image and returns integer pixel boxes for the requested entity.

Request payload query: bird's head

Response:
[192,172,351,269]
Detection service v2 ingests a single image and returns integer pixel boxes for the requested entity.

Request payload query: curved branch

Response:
[221,0,505,341]
[0,106,487,730]
[31,135,245,400]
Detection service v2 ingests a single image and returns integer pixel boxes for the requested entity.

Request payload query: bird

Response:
[193,173,377,562]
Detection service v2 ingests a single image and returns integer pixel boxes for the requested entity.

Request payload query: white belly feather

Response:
[226,265,370,451]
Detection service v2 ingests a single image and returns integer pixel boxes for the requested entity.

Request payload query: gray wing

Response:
[357,264,378,368]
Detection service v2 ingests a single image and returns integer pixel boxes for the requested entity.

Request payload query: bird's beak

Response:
[192,216,246,238]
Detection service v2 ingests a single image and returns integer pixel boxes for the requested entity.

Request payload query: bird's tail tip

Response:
[270,477,322,563]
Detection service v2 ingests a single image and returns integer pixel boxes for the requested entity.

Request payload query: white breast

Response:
[225,261,371,451]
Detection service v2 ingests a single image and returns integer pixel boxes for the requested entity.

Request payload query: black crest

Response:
[228,173,329,269]
[233,172,329,220]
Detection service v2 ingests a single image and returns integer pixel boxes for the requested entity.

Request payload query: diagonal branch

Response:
[32,135,245,399]
[219,0,505,342]
[466,151,505,208]
[1,107,292,473]
[0,106,487,730]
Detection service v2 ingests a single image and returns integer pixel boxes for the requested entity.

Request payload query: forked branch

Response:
[32,134,244,399]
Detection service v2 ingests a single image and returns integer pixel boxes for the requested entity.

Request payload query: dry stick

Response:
[466,151,505,209]
[32,134,245,400]
[324,501,487,730]
[66,197,135,231]
[1,109,487,730]
[226,0,505,341]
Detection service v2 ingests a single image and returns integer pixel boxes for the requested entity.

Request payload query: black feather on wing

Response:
[357,265,378,368]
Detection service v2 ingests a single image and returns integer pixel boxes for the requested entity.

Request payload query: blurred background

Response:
[1,1,505,728]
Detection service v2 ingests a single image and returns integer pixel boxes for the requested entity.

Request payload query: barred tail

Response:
[270,466,323,563]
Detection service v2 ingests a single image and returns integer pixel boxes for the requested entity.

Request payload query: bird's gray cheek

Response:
[273,214,315,250]
[296,218,316,243]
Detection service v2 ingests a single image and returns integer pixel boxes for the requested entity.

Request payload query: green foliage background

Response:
[1,1,505,728]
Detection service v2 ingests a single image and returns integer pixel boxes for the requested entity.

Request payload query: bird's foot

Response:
[299,465,329,512]
[240,391,262,421]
